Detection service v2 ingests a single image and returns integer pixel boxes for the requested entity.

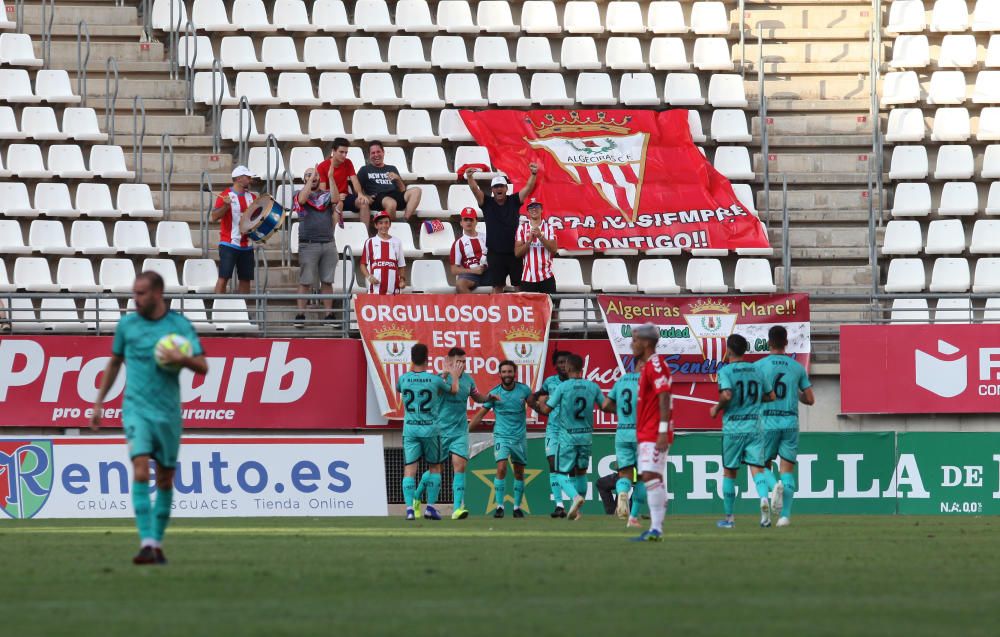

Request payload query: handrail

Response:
[237,95,252,165]
[781,175,790,292]
[141,0,152,41]
[265,133,280,195]
[160,133,174,220]
[104,57,119,146]
[872,0,884,225]
[200,171,213,258]
[211,58,224,154]
[167,0,178,79]
[868,158,878,297]
[76,21,90,107]
[132,95,146,183]
[738,0,746,76]
[183,20,197,115]
[40,0,53,69]
[758,26,769,224]
[280,168,294,267]
[14,0,23,33]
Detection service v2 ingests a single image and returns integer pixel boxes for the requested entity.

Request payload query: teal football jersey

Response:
[717,361,772,434]
[437,372,478,433]
[755,355,811,431]
[540,374,564,436]
[395,371,451,438]
[547,378,605,445]
[483,382,532,441]
[608,372,640,443]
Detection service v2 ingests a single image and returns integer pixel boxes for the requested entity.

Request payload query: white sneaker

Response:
[776,516,791,527]
[615,492,630,519]
[759,497,771,528]
[770,481,784,520]
[567,495,585,520]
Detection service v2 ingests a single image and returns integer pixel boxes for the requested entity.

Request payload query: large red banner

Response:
[841,324,1000,413]
[546,339,723,431]
[0,336,366,428]
[354,293,553,420]
[461,109,769,253]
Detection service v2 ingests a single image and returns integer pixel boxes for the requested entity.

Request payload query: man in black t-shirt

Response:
[466,162,539,293]
[357,141,422,220]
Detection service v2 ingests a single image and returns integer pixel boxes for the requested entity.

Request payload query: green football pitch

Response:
[3,516,998,637]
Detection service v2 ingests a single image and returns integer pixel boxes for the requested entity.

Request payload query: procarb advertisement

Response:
[0,436,388,519]
[465,433,1000,516]
[0,336,367,428]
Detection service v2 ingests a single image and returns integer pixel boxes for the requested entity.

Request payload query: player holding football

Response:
[534,350,571,517]
[413,347,495,520]
[397,343,460,521]
[530,354,605,521]
[710,334,776,529]
[628,324,674,542]
[601,366,646,526]
[89,271,208,565]
[470,360,533,518]
[754,325,814,527]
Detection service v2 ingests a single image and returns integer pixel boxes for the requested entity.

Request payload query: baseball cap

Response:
[527,197,543,208]
[490,175,507,187]
[460,207,478,220]
[372,210,390,222]
[231,165,254,179]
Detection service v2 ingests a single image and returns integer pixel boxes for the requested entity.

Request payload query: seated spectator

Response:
[449,207,488,293]
[210,165,257,294]
[360,210,407,294]
[293,166,340,327]
[357,141,421,220]
[317,138,372,226]
[514,198,557,293]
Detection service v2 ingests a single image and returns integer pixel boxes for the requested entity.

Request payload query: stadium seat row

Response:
[886,0,1000,34]
[204,71,746,110]
[886,107,1000,142]
[0,69,82,104]
[0,256,214,294]
[888,144,1000,179]
[0,182,160,218]
[889,297,1000,323]
[883,71,1000,105]
[0,107,107,142]
[884,256,1000,292]
[182,34,736,73]
[0,144,133,180]
[0,220,198,256]
[891,181,1000,215]
[154,0,731,36]
[882,218,1000,253]
[889,33,1000,68]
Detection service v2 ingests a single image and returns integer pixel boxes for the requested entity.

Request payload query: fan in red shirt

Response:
[316,138,372,225]
[631,323,674,543]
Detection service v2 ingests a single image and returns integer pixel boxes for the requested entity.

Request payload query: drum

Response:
[244,193,288,244]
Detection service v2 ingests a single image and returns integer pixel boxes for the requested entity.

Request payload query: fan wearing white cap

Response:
[209,165,258,294]
[465,161,540,293]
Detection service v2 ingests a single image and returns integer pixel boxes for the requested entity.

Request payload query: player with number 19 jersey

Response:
[396,371,451,465]
[716,361,772,469]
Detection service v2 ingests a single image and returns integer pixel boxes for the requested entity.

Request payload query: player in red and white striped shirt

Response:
[360,210,406,294]
[514,198,558,293]
[210,165,258,294]
[450,207,488,293]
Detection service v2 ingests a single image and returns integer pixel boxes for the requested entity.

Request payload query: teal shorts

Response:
[544,432,557,458]
[403,435,444,465]
[722,432,765,470]
[494,437,528,466]
[441,430,469,460]
[761,429,799,463]
[124,417,181,469]
[554,442,591,474]
[615,440,638,470]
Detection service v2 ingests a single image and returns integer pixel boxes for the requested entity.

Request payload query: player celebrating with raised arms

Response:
[90,271,208,565]
[710,334,775,529]
[470,360,533,518]
[530,354,605,521]
[413,347,496,520]
[629,324,675,542]
[397,343,460,521]
[601,363,646,527]
[534,350,571,517]
[754,325,814,527]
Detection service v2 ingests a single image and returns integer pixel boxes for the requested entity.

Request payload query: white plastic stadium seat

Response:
[931,0,970,32]
[606,37,645,70]
[890,298,930,323]
[397,110,439,143]
[693,38,734,71]
[113,221,158,255]
[308,109,347,140]
[261,37,306,70]
[264,108,310,141]
[884,258,925,292]
[530,73,573,105]
[272,0,316,32]
[409,260,453,293]
[29,220,74,255]
[193,0,236,31]
[0,219,31,253]
[885,108,926,142]
[0,69,41,103]
[474,37,516,70]
[354,0,395,32]
[235,72,280,105]
[70,220,116,255]
[882,220,923,255]
[220,36,265,70]
[14,257,59,291]
[171,299,213,332]
[176,35,215,70]
[412,184,448,217]
[345,37,389,70]
[931,108,971,141]
[620,73,660,106]
[8,143,52,178]
[90,145,135,179]
[891,182,932,216]
[934,145,974,179]
[34,183,77,217]
[648,2,687,34]
[974,73,1000,105]
[882,71,921,105]
[360,72,405,106]
[516,38,559,70]
[318,72,364,106]
[971,220,1000,253]
[734,258,777,293]
[0,182,35,216]
[233,0,278,31]
[0,33,42,66]
[708,74,748,108]
[564,1,604,34]
[183,259,219,292]
[351,109,395,142]
[212,299,256,332]
[63,108,107,142]
[303,37,347,70]
[334,222,369,255]
[488,74,531,106]
[974,259,1000,293]
[556,298,598,331]
[0,106,22,139]
[436,1,478,33]
[591,259,637,293]
[99,258,136,292]
[478,1,518,33]
[247,146,285,180]
[39,298,88,333]
[714,147,754,180]
[193,70,237,106]
[686,258,728,293]
[312,0,352,32]
[710,110,751,143]
[938,182,978,215]
[75,183,121,218]
[141,258,185,293]
[928,71,967,105]
[974,0,1000,31]
[521,2,560,34]
[118,184,163,218]
[389,223,424,258]
[576,73,617,105]
[389,36,431,69]
[156,221,201,256]
[48,144,93,179]
[636,259,681,294]
[929,257,971,292]
[277,73,321,107]
[445,73,488,107]
[606,1,646,33]
[288,146,325,179]
[890,35,930,68]
[432,36,474,69]
[925,219,967,254]
[35,70,81,104]
[984,146,1000,178]
[938,35,977,68]
[665,73,705,105]
[395,0,437,32]
[650,38,690,70]
[410,147,451,180]
[888,146,929,179]
[551,259,591,293]
[935,298,973,323]
[988,182,1000,213]
[691,2,730,35]
[57,258,100,293]
[887,1,927,34]
[152,0,189,31]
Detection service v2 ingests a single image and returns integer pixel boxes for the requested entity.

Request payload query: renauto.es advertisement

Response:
[0,336,366,428]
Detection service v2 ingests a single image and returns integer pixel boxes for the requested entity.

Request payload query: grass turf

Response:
[2,515,998,636]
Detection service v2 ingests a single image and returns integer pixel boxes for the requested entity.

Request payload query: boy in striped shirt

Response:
[359,210,406,294]
[450,207,488,293]
[514,198,558,293]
